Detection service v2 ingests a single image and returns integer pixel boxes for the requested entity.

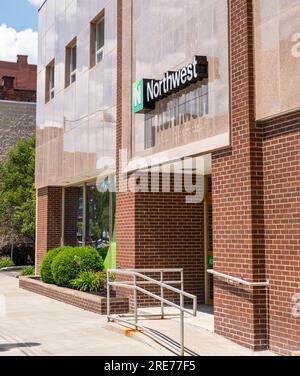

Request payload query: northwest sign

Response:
[132,56,208,113]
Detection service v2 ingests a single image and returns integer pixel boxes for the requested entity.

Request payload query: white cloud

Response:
[28,0,44,6]
[0,24,38,64]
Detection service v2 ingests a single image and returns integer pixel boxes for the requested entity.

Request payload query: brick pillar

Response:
[211,0,267,350]
[35,187,62,274]
[64,187,80,247]
[115,0,136,306]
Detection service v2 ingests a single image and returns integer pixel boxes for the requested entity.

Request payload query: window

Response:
[143,82,209,150]
[45,60,55,103]
[70,45,77,83]
[63,179,116,254]
[96,17,105,64]
[90,11,105,68]
[65,38,77,87]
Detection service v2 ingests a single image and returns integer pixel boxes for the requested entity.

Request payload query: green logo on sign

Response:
[132,79,144,113]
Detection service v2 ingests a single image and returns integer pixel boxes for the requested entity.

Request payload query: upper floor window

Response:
[45,59,55,103]
[90,11,105,68]
[65,38,77,87]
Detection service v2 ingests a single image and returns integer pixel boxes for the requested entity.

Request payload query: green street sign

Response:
[132,79,145,113]
[208,256,214,268]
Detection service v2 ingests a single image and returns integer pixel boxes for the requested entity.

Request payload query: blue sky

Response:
[0,0,39,31]
[0,0,42,64]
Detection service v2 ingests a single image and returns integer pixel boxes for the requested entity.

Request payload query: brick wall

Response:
[19,276,129,315]
[64,187,80,247]
[115,0,136,303]
[211,0,300,355]
[0,55,37,91]
[35,187,62,273]
[211,0,268,351]
[260,111,300,355]
[0,87,36,102]
[0,101,36,161]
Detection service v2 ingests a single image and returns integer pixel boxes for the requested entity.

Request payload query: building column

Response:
[35,187,62,274]
[211,0,267,350]
[64,187,80,247]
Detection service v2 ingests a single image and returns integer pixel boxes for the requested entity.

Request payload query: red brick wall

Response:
[211,0,268,351]
[117,179,205,309]
[0,55,37,91]
[134,174,204,300]
[64,187,80,247]
[35,187,62,273]
[0,87,36,102]
[212,0,300,355]
[115,0,136,303]
[20,277,129,315]
[261,111,300,355]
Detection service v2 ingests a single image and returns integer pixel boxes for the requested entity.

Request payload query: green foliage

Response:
[70,271,106,292]
[40,247,69,284]
[0,137,36,242]
[51,247,103,287]
[88,188,110,244]
[0,257,14,269]
[20,265,35,276]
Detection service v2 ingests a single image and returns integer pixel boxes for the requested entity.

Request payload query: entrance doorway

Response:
[204,176,213,305]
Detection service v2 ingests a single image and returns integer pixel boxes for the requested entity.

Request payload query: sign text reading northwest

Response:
[132,55,208,114]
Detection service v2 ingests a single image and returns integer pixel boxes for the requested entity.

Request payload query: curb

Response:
[0,266,26,272]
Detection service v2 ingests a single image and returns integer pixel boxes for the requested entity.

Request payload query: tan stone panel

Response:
[122,0,230,167]
[254,0,300,120]
[36,0,117,189]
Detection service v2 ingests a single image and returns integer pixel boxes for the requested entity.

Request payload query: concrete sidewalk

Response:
[0,271,170,356]
[0,271,276,356]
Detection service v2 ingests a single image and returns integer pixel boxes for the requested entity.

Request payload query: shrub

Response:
[0,257,14,269]
[40,247,69,284]
[71,271,106,292]
[20,265,35,276]
[51,247,103,287]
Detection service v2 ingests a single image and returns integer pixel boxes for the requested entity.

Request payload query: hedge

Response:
[51,246,103,287]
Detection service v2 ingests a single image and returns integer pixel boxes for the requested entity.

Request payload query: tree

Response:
[0,136,36,247]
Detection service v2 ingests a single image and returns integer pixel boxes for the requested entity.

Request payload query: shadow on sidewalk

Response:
[0,342,40,352]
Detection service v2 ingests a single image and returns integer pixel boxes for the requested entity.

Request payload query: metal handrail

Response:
[207,269,269,287]
[123,268,184,273]
[107,268,197,356]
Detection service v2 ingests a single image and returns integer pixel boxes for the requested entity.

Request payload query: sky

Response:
[0,0,44,64]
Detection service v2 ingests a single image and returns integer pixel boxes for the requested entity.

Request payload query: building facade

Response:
[36,0,300,356]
